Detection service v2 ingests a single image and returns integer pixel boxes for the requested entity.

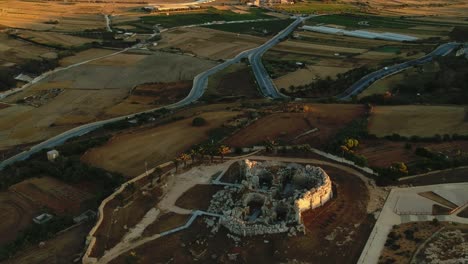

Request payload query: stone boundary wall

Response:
[82,161,173,264]
[240,145,377,176]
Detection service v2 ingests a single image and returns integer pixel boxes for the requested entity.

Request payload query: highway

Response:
[336,42,460,100]
[248,16,306,99]
[0,17,305,170]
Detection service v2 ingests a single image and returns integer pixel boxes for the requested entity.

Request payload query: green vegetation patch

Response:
[360,55,468,105]
[274,1,359,14]
[307,14,414,29]
[204,19,293,36]
[374,46,401,54]
[136,7,273,28]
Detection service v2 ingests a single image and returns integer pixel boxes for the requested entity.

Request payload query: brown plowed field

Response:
[82,111,241,177]
[225,104,365,148]
[0,191,38,246]
[10,176,94,215]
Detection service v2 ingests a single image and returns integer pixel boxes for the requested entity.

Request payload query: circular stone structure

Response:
[206,159,333,237]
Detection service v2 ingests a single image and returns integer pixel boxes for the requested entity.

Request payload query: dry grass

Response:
[13,30,97,48]
[368,105,468,137]
[82,111,241,177]
[7,223,92,263]
[10,176,94,215]
[0,51,216,150]
[225,104,365,148]
[155,27,266,60]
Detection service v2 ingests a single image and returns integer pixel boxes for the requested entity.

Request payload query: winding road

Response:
[0,15,459,170]
[336,42,460,100]
[0,17,305,170]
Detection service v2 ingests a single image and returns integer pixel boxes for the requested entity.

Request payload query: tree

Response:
[192,117,207,127]
[178,153,190,167]
[173,158,179,172]
[218,145,230,161]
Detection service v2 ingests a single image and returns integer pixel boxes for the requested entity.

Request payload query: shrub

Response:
[192,117,207,127]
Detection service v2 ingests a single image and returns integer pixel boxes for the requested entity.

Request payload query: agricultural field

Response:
[0,191,38,246]
[273,1,359,14]
[354,0,468,17]
[0,32,56,67]
[82,111,242,177]
[203,62,259,101]
[105,81,192,117]
[360,55,468,104]
[6,223,92,264]
[10,177,94,215]
[204,19,293,37]
[0,51,216,150]
[155,27,265,60]
[123,7,275,29]
[59,48,118,66]
[306,13,461,38]
[267,29,435,92]
[225,104,365,148]
[0,0,110,31]
[357,139,468,168]
[368,105,468,137]
[11,30,98,49]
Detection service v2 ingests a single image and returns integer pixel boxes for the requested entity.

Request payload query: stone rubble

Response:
[205,160,333,238]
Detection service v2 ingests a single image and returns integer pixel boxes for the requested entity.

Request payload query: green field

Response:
[136,8,273,28]
[307,14,414,29]
[374,46,401,53]
[274,1,359,14]
[204,19,293,36]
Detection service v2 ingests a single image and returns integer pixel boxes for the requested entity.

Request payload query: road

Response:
[336,42,460,100]
[0,17,305,170]
[248,16,306,99]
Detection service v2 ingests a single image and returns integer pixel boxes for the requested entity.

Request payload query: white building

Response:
[47,149,60,161]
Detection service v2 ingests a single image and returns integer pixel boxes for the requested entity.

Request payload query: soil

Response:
[368,105,468,137]
[225,104,365,148]
[7,222,92,264]
[90,186,162,258]
[109,163,371,264]
[216,66,258,98]
[104,81,192,116]
[82,111,241,177]
[143,212,190,236]
[10,176,94,215]
[0,191,39,246]
[175,184,224,211]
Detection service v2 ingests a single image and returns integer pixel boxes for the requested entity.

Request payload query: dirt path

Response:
[158,161,236,214]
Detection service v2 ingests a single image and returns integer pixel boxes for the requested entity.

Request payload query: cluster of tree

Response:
[325,118,369,167]
[173,143,231,171]
[371,133,468,143]
[2,155,124,192]
[361,56,468,105]
[284,66,373,98]
[449,26,468,42]
[20,58,59,75]
[0,215,75,261]
[0,69,16,91]
[409,147,468,174]
[264,60,302,79]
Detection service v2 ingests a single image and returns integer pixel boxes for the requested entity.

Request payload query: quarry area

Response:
[0,0,467,263]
